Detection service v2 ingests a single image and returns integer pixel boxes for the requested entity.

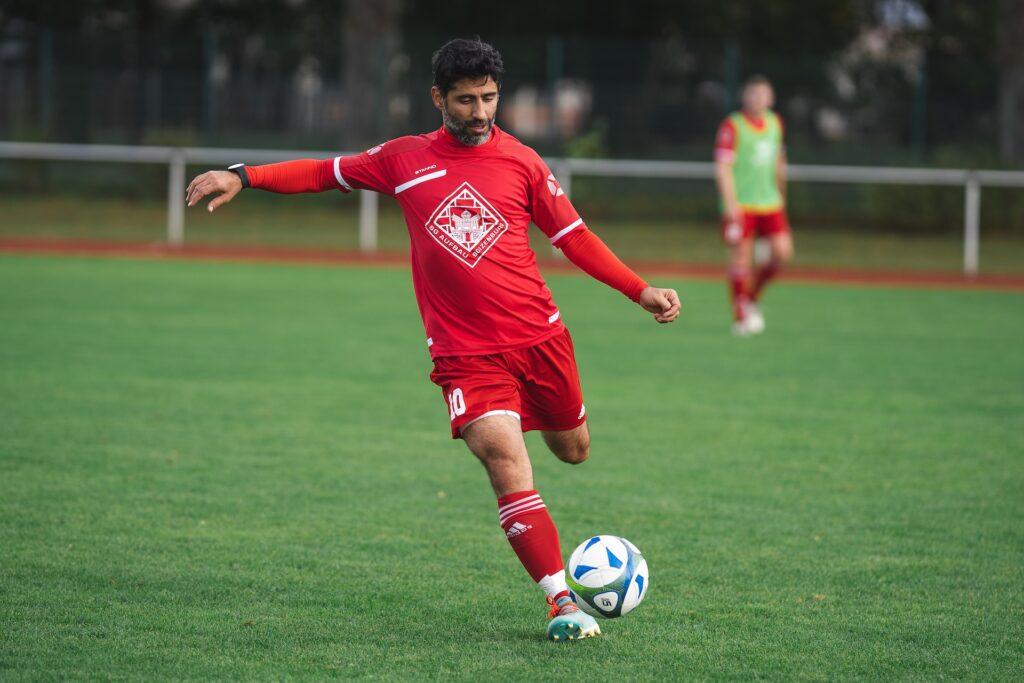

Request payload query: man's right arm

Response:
[713,118,740,220]
[714,159,739,219]
[186,159,341,213]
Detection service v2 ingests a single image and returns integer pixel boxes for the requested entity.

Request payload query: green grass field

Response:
[1,254,1022,681]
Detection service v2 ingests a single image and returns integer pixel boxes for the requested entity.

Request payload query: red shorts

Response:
[722,210,790,245]
[429,328,586,439]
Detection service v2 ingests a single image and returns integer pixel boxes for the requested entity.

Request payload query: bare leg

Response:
[769,231,794,263]
[728,238,754,321]
[751,232,793,302]
[463,414,574,613]
[460,414,533,496]
[541,422,590,465]
[729,237,754,274]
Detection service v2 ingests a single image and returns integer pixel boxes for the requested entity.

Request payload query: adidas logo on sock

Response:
[505,521,533,538]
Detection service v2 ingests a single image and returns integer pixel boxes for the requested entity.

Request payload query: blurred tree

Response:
[343,0,404,148]
[996,0,1024,162]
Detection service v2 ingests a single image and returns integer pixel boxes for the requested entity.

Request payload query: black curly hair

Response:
[431,38,504,96]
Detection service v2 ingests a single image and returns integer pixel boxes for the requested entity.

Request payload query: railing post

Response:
[359,189,378,253]
[963,172,980,277]
[167,148,186,247]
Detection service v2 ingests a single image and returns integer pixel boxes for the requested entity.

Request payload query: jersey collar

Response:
[741,111,768,131]
[436,123,503,152]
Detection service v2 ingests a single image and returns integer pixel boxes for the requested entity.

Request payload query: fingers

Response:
[185,173,215,208]
[206,186,239,213]
[652,288,680,324]
[185,172,237,212]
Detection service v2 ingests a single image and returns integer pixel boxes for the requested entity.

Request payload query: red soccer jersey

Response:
[255,125,597,358]
[246,125,648,358]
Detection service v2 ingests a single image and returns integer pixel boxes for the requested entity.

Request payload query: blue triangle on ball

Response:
[606,547,623,569]
[573,564,597,580]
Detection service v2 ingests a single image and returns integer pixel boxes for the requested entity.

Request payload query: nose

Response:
[471,99,486,119]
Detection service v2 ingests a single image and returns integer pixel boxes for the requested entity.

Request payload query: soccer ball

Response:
[566,535,649,618]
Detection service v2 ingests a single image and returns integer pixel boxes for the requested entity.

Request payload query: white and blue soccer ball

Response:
[566,535,649,618]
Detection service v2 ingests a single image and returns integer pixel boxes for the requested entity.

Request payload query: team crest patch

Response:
[424,182,509,267]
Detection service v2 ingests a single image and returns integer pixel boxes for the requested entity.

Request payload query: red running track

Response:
[2,236,1023,292]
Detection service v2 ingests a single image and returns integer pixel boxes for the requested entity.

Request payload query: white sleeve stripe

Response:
[549,218,584,244]
[333,156,352,190]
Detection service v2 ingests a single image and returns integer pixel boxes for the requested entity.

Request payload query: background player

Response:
[184,38,679,642]
[714,75,794,336]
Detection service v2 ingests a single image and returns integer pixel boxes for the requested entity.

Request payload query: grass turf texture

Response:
[4,193,1024,275]
[1,254,1022,681]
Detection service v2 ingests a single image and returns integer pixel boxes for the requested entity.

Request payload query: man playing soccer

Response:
[185,38,679,641]
[714,75,794,336]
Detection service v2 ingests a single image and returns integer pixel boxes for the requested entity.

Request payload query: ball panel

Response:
[592,591,620,615]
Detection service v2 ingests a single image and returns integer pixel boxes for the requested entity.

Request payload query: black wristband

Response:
[228,163,250,189]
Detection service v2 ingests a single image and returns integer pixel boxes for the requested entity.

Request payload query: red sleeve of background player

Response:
[714,118,736,163]
[559,229,649,302]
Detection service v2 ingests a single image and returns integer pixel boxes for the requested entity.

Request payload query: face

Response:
[742,82,774,116]
[432,76,499,146]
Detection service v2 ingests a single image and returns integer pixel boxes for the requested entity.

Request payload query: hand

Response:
[186,170,243,212]
[723,207,744,245]
[638,286,680,324]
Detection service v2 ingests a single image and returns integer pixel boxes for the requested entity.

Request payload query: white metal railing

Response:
[2,141,1023,275]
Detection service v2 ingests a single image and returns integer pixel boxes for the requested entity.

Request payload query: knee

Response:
[560,438,590,465]
[774,238,794,263]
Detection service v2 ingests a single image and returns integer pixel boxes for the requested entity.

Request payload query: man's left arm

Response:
[529,159,679,323]
[558,229,680,324]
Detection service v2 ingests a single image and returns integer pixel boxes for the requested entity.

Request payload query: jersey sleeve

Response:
[332,146,395,196]
[526,156,587,248]
[559,228,648,302]
[714,118,737,163]
[246,158,339,194]
[245,143,396,196]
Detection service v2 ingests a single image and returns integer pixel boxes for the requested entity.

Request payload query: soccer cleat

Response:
[744,302,766,334]
[732,319,754,337]
[546,595,601,641]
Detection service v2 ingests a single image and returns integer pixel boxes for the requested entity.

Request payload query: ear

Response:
[431,86,444,112]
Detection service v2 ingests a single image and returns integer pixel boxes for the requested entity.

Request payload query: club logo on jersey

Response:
[424,182,509,268]
[546,173,564,197]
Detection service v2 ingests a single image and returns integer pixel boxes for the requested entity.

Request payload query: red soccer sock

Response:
[751,261,780,302]
[729,267,750,321]
[497,490,569,600]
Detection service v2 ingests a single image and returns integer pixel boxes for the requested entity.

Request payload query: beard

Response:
[441,102,494,146]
